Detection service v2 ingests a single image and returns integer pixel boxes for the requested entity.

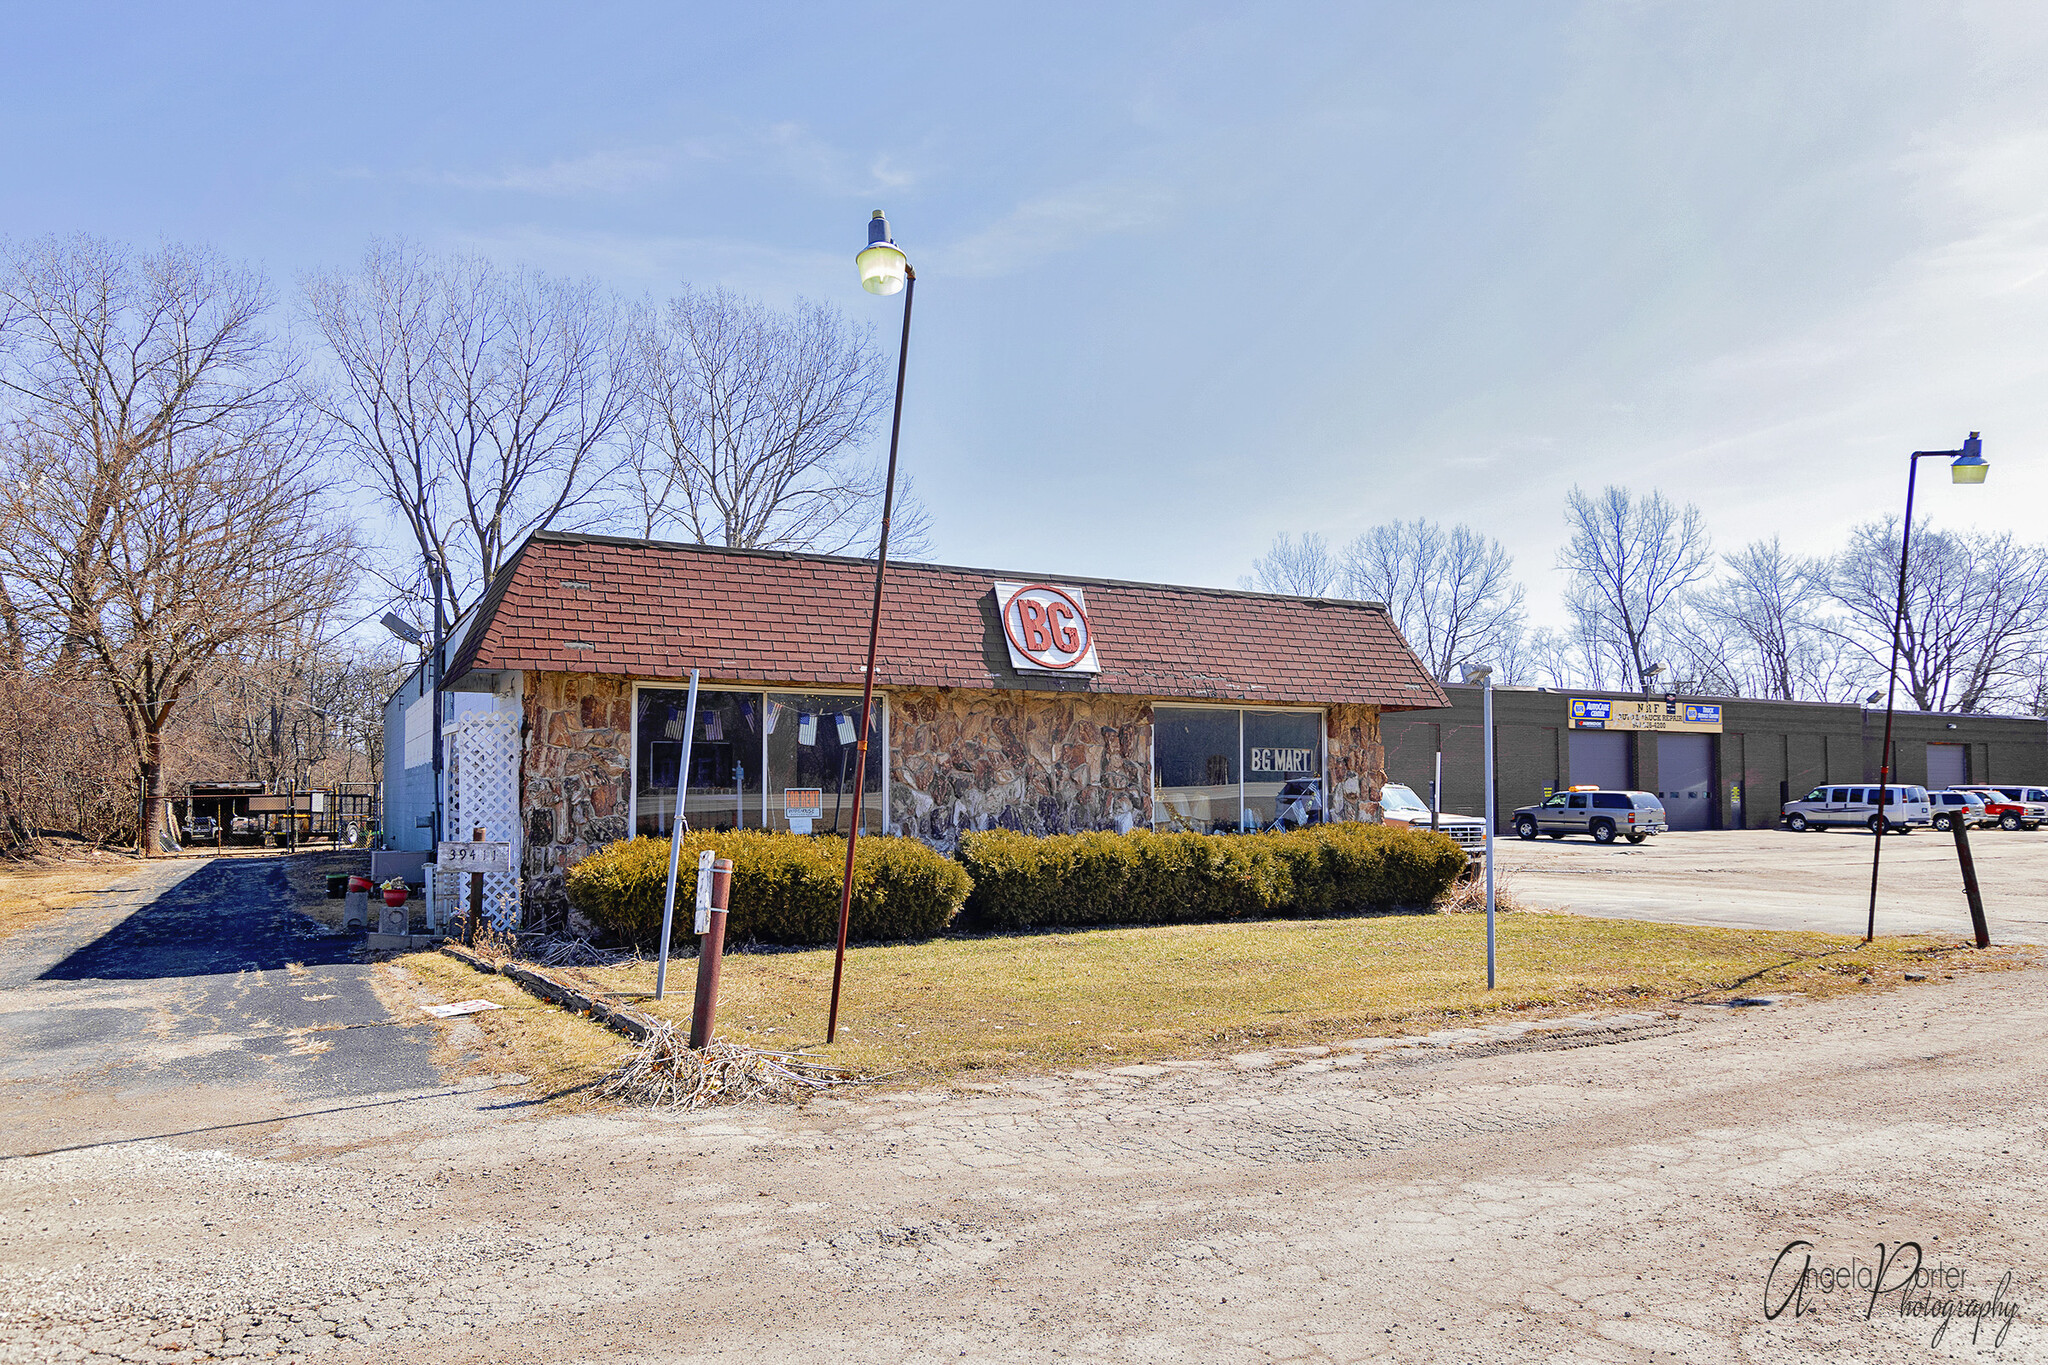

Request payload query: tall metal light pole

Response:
[827,210,915,1045]
[1460,661,1497,989]
[1864,433,1987,943]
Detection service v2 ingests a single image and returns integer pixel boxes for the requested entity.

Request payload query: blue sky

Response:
[7,2,2047,626]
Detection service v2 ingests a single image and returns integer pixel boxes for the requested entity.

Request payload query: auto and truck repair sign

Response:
[1569,698,1723,733]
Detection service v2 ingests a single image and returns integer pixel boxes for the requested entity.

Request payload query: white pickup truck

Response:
[1378,782,1488,863]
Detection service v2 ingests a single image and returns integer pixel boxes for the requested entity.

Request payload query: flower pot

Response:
[348,876,373,894]
[382,888,409,909]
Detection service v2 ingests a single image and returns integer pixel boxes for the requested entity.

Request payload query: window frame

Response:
[627,680,891,836]
[1149,701,1329,831]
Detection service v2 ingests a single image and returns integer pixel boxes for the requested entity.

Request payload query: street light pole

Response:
[1864,433,1987,943]
[827,211,915,1045]
[1461,661,1497,990]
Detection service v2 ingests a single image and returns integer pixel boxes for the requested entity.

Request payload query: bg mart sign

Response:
[1570,697,1723,733]
[994,581,1101,674]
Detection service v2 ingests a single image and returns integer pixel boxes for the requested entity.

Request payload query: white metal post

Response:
[1483,675,1496,990]
[656,670,702,1001]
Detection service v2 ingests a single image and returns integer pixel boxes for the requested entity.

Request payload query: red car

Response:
[1957,786,2047,832]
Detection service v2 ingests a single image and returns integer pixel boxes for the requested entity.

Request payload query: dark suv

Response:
[1511,788,1668,844]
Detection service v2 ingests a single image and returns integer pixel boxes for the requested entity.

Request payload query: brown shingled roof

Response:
[445,532,1450,709]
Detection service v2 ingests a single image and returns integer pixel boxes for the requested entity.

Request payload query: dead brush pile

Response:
[1435,869,1532,915]
[600,1024,888,1110]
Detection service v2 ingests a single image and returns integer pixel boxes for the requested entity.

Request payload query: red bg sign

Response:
[994,581,1101,674]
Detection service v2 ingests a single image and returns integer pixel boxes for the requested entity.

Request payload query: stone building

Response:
[387,531,1448,925]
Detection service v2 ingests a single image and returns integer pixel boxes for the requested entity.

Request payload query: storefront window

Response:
[634,689,763,836]
[1153,706,1323,833]
[764,693,883,834]
[1152,708,1243,832]
[1243,709,1323,829]
[633,687,884,837]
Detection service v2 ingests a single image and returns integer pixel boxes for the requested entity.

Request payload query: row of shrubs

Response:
[565,823,1467,948]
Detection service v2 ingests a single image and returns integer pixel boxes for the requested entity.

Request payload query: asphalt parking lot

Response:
[1495,824,2048,943]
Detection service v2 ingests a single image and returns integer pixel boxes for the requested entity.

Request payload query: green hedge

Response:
[957,824,1467,931]
[566,831,970,947]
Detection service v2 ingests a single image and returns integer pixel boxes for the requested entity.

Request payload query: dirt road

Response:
[7,947,2044,1362]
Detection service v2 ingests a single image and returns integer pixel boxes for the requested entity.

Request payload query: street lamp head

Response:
[380,612,424,646]
[1642,662,1666,681]
[1459,661,1494,685]
[1865,690,1884,705]
[1950,432,1988,484]
[856,210,910,296]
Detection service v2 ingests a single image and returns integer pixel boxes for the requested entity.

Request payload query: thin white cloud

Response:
[938,179,1172,278]
[431,142,718,196]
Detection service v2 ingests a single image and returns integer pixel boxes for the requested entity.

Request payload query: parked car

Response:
[1927,790,1996,832]
[1511,787,1667,844]
[1959,786,2048,831]
[186,815,219,841]
[1378,782,1488,862]
[1781,784,1931,833]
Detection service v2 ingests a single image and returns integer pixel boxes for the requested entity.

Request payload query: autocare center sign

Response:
[994,581,1101,674]
[1569,697,1723,733]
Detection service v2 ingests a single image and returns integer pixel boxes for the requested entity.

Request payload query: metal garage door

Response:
[1658,733,1715,831]
[1568,730,1631,792]
[1927,743,1968,789]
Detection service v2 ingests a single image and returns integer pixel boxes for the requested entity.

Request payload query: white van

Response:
[1781,784,1932,834]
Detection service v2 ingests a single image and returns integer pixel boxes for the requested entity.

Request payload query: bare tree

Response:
[197,620,404,788]
[624,286,929,555]
[1660,537,1852,701]
[1339,520,1526,681]
[1556,486,1713,688]
[306,241,632,635]
[0,236,353,854]
[1825,519,2048,712]
[1241,532,1339,596]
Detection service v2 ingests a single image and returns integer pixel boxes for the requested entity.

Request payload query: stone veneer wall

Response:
[514,671,1391,926]
[1324,703,1387,823]
[521,672,633,928]
[888,688,1151,849]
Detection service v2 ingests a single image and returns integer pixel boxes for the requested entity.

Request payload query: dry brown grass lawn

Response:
[380,949,638,1104]
[0,861,136,944]
[563,912,2030,1083]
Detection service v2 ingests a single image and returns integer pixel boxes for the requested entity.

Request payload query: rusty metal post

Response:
[1950,817,1991,948]
[689,858,734,1049]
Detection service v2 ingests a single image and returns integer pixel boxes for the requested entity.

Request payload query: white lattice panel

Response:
[445,709,522,930]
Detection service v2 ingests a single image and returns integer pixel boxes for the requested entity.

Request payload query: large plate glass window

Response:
[1243,709,1323,828]
[1152,707,1244,832]
[634,689,764,836]
[764,693,883,834]
[1153,705,1324,833]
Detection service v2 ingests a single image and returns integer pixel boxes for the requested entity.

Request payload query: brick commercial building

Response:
[385,531,1448,921]
[1385,685,2048,833]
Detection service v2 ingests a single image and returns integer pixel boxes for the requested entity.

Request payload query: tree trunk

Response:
[137,726,165,858]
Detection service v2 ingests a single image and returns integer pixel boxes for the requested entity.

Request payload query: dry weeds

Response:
[599,1026,888,1109]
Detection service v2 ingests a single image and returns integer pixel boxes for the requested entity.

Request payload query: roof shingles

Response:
[446,533,1449,710]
